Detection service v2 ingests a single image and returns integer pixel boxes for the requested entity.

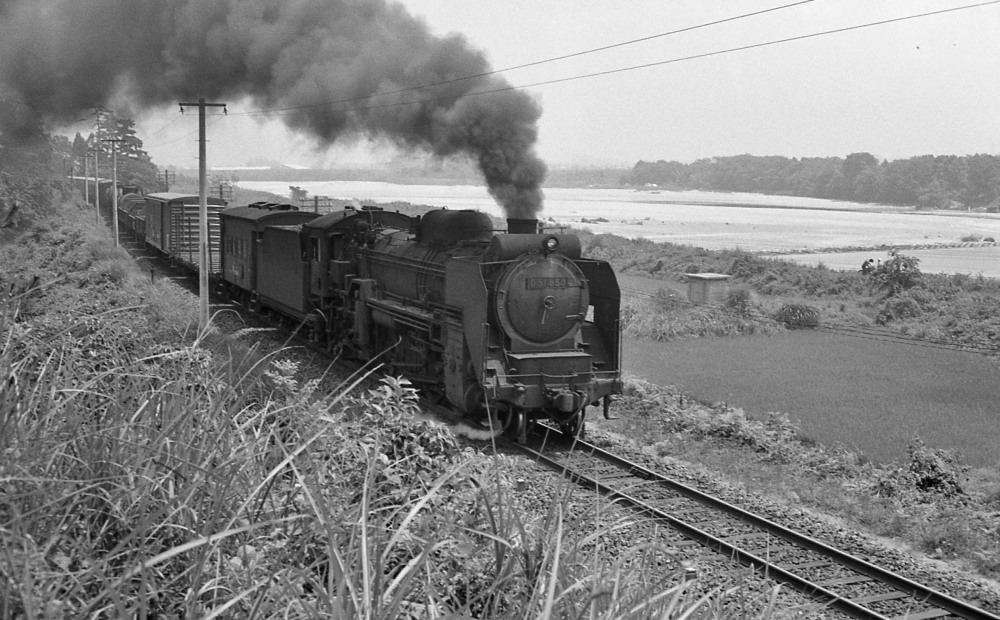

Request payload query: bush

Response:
[875,296,922,325]
[871,251,922,296]
[773,303,820,328]
[873,437,969,502]
[907,437,968,497]
[724,286,758,317]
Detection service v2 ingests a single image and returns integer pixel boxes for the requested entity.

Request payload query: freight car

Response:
[143,193,228,272]
[218,205,622,441]
[117,193,146,242]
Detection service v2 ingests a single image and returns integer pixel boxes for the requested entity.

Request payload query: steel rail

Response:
[507,430,999,620]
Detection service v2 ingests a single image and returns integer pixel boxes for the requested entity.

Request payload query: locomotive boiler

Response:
[218,204,623,440]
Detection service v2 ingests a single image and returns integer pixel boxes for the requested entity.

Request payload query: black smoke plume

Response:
[0,0,546,218]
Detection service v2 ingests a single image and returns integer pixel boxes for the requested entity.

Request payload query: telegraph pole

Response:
[162,168,175,192]
[89,148,101,226]
[179,98,227,333]
[83,155,89,205]
[102,138,122,246]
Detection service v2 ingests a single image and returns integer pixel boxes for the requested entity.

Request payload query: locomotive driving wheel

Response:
[559,409,586,439]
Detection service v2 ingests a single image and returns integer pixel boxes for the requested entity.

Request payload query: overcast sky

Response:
[131,0,1000,169]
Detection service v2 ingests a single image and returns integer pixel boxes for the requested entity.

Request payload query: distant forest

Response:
[621,153,1000,211]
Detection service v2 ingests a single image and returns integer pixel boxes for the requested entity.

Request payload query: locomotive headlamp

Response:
[543,236,559,253]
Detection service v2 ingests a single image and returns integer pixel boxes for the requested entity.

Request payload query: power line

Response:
[234,0,1000,119]
[141,113,184,139]
[226,0,817,117]
[144,115,226,150]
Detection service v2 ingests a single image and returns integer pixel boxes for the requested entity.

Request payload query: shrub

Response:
[875,296,922,325]
[871,251,922,296]
[724,286,758,317]
[728,251,767,279]
[907,437,968,497]
[773,303,820,328]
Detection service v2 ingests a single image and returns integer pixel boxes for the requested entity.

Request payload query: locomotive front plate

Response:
[525,277,570,289]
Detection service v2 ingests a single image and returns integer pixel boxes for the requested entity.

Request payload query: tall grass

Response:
[2,202,799,617]
[1,303,793,617]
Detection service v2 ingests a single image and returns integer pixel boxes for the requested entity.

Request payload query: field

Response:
[625,333,1000,467]
[615,262,1000,468]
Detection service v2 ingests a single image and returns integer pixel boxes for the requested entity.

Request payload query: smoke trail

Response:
[0,0,546,217]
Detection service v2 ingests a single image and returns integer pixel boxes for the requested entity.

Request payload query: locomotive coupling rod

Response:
[603,395,619,420]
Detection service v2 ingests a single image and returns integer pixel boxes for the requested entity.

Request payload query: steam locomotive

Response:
[120,194,622,440]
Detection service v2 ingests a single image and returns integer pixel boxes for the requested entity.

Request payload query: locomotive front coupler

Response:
[602,395,618,420]
[547,388,586,414]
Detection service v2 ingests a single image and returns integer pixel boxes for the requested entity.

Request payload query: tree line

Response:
[622,153,1000,211]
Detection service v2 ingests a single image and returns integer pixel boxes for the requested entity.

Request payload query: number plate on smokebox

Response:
[525,277,570,289]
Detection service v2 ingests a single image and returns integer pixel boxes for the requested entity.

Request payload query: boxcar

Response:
[144,193,227,271]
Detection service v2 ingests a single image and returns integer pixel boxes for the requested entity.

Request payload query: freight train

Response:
[116,193,622,441]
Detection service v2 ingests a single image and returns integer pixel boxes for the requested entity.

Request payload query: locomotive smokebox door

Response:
[496,254,588,349]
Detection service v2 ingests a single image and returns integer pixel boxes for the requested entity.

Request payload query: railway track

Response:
[501,427,999,620]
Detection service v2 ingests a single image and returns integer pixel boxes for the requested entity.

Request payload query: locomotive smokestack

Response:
[507,218,539,235]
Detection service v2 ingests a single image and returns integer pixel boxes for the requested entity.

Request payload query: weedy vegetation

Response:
[583,232,1000,353]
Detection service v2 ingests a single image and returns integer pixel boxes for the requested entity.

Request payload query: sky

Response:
[120,0,1000,169]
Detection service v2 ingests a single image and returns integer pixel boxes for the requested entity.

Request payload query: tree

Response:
[71,133,88,159]
[87,107,159,191]
[851,167,882,202]
[963,154,1000,208]
[841,152,879,179]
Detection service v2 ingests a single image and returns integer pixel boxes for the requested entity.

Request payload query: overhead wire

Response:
[233,0,1000,119]
[143,114,227,150]
[226,0,817,116]
[140,113,184,140]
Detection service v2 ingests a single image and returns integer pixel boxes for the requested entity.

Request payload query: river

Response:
[238,181,1000,276]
